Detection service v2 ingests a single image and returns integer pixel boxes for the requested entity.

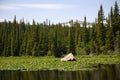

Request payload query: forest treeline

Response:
[0,2,120,57]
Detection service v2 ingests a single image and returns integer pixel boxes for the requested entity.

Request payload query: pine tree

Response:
[89,23,96,54]
[2,20,8,56]
[32,42,38,56]
[10,16,20,56]
[19,31,27,56]
[113,1,120,36]
[47,25,53,56]
[82,16,90,54]
[52,27,59,57]
[83,16,89,46]
[97,5,105,45]
[96,5,106,54]
[26,23,33,56]
[68,20,75,55]
[74,22,81,55]
[105,7,114,52]
[6,21,12,56]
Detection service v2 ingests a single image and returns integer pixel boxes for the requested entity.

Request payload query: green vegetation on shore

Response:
[0,55,120,71]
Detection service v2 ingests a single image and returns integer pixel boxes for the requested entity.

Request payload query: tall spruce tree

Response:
[89,23,96,54]
[113,1,120,36]
[82,16,90,54]
[96,5,105,54]
[74,22,81,55]
[68,20,75,55]
[83,16,89,46]
[105,7,114,52]
[52,27,59,57]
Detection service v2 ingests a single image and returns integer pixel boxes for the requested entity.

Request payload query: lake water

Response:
[0,64,120,80]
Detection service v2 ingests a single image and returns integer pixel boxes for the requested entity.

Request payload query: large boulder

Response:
[61,53,76,61]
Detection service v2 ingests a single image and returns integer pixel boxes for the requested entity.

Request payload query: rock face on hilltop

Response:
[61,53,76,61]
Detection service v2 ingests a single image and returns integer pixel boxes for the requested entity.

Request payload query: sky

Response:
[0,0,120,23]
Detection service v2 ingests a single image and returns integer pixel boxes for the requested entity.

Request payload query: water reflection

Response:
[0,64,120,80]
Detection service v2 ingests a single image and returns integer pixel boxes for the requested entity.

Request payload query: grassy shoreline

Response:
[0,55,120,71]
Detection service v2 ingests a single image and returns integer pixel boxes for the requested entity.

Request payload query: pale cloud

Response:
[18,4,65,9]
[0,5,19,10]
[0,4,77,10]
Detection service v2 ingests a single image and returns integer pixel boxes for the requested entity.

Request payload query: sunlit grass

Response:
[0,55,120,71]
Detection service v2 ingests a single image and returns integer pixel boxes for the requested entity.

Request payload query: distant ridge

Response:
[61,20,93,27]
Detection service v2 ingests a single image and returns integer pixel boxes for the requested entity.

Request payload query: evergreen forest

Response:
[0,2,120,57]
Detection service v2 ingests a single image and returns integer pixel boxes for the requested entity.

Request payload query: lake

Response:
[0,64,120,80]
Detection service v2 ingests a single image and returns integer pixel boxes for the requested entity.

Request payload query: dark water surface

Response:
[0,64,120,80]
